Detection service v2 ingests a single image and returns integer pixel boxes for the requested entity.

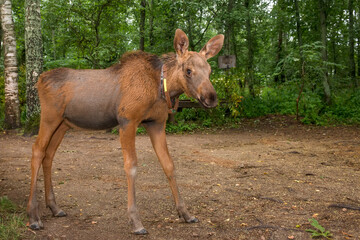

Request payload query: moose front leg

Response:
[144,122,198,223]
[119,122,148,235]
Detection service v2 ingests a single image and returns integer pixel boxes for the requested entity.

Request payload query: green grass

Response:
[0,196,26,240]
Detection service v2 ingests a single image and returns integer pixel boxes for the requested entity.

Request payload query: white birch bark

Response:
[25,0,43,119]
[1,0,21,128]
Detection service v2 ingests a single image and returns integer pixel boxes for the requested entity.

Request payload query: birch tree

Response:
[25,0,43,120]
[1,0,21,129]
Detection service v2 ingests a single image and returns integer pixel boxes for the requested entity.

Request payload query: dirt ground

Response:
[1,115,360,240]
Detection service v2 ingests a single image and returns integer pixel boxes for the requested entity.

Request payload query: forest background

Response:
[1,0,360,132]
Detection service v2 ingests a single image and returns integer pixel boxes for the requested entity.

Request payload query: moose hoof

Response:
[28,221,44,230]
[186,217,199,223]
[54,210,67,217]
[134,228,148,235]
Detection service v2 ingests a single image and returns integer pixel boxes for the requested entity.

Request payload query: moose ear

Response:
[173,29,189,56]
[200,34,224,59]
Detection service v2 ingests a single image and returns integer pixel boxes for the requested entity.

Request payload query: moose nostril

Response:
[205,92,217,107]
[199,91,217,108]
[209,93,217,102]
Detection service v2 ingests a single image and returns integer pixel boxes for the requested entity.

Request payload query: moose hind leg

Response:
[27,143,45,230]
[145,123,198,223]
[43,121,70,217]
[27,119,64,230]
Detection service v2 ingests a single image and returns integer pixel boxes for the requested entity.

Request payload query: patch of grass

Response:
[165,120,201,133]
[0,196,26,240]
[137,126,147,134]
[306,218,332,239]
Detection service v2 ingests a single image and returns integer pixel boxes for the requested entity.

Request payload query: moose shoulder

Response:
[27,29,224,235]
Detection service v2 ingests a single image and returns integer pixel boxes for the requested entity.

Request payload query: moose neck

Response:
[162,60,184,99]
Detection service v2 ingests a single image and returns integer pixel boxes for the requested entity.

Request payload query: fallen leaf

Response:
[342,231,353,237]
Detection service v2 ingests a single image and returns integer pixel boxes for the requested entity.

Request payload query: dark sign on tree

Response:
[218,55,236,69]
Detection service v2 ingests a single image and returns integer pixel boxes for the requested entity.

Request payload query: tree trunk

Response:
[331,36,337,75]
[186,12,195,51]
[245,0,255,97]
[294,0,303,58]
[52,29,56,60]
[318,0,331,104]
[1,0,21,129]
[139,0,146,51]
[358,36,360,82]
[357,10,360,81]
[274,0,285,83]
[348,0,356,86]
[148,0,154,48]
[25,0,43,119]
[224,0,234,55]
[274,28,284,83]
[294,0,305,121]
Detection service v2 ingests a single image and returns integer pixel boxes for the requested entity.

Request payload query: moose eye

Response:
[186,69,192,76]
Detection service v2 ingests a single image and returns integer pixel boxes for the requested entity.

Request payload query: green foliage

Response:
[41,0,130,69]
[238,85,297,118]
[43,59,92,70]
[23,111,40,136]
[173,73,360,128]
[0,196,26,240]
[306,218,332,239]
[166,120,201,133]
[296,88,360,125]
[0,196,17,212]
[1,0,359,131]
[137,126,146,134]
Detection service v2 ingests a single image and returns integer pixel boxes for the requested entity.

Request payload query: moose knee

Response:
[162,161,175,178]
[31,145,46,163]
[124,163,137,179]
[128,167,137,177]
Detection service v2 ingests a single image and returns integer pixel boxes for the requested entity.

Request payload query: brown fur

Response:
[27,29,224,234]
